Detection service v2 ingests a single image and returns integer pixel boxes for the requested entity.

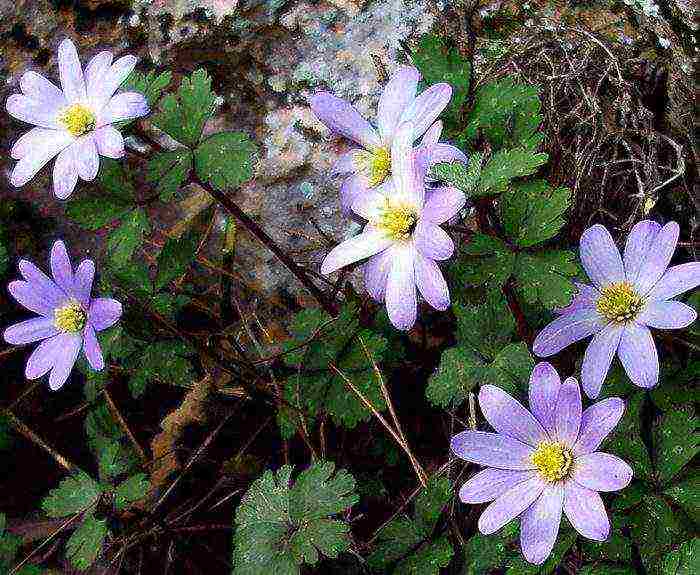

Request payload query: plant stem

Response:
[103,387,149,464]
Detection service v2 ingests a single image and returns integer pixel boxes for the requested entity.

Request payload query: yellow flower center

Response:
[377,203,417,241]
[54,299,87,333]
[531,442,573,482]
[596,282,644,323]
[355,147,391,188]
[59,104,96,137]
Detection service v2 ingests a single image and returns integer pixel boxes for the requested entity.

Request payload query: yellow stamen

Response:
[596,282,643,323]
[59,104,96,137]
[54,299,86,333]
[376,202,417,241]
[355,147,391,188]
[531,442,573,482]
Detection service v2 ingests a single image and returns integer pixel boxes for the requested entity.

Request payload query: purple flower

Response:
[321,121,465,330]
[533,221,700,398]
[451,362,632,565]
[311,65,467,214]
[3,240,122,390]
[6,38,149,199]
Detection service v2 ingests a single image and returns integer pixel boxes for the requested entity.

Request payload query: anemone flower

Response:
[320,121,465,330]
[533,220,700,397]
[6,37,149,199]
[451,362,632,565]
[311,65,467,213]
[3,240,122,390]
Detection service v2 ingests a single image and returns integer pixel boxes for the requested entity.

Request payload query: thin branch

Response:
[103,387,149,464]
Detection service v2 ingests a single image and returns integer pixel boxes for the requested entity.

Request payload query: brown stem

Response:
[103,388,149,464]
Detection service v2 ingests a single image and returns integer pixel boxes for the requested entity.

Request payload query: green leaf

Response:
[129,340,195,398]
[42,472,102,518]
[0,413,12,451]
[653,407,699,484]
[151,69,215,147]
[65,514,107,571]
[454,290,515,358]
[394,535,453,575]
[488,342,534,400]
[661,537,699,574]
[147,149,193,202]
[477,148,549,196]
[462,531,510,575]
[0,240,7,276]
[194,132,257,190]
[430,153,483,196]
[513,251,578,310]
[122,69,172,107]
[0,512,5,537]
[426,346,480,409]
[85,403,139,477]
[106,209,150,268]
[582,514,632,564]
[98,439,129,482]
[115,473,150,511]
[451,234,515,290]
[505,524,576,574]
[663,471,699,517]
[578,566,636,575]
[606,391,653,481]
[413,476,452,536]
[232,462,357,574]
[155,230,200,290]
[150,293,190,319]
[630,496,687,574]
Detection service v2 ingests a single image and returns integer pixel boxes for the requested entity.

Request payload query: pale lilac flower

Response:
[310,65,467,214]
[6,37,149,199]
[3,240,122,390]
[451,363,632,565]
[320,121,465,330]
[533,221,700,397]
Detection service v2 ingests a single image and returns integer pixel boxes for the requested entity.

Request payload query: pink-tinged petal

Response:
[637,300,697,329]
[563,483,610,541]
[25,334,66,380]
[19,71,67,108]
[459,469,536,504]
[450,431,536,470]
[84,51,113,99]
[414,221,454,261]
[351,179,392,221]
[9,131,73,188]
[93,125,124,159]
[48,333,82,390]
[391,121,422,207]
[72,259,95,304]
[532,308,604,357]
[97,92,149,126]
[421,187,466,224]
[331,149,360,177]
[554,378,581,447]
[579,224,625,289]
[528,362,561,436]
[8,281,58,317]
[5,94,64,130]
[554,282,599,315]
[74,135,100,181]
[645,263,700,301]
[421,121,442,146]
[581,323,623,399]
[89,298,123,331]
[574,398,625,456]
[341,174,369,216]
[377,66,420,143]
[429,143,469,166]
[520,483,564,565]
[53,144,80,199]
[364,249,393,301]
[414,252,450,311]
[11,127,62,160]
[50,240,73,293]
[479,385,548,447]
[623,220,661,285]
[321,228,393,275]
[58,38,87,103]
[617,323,658,388]
[632,221,679,295]
[310,92,381,149]
[385,243,417,330]
[18,259,69,308]
[89,54,137,110]
[573,453,633,492]
[82,324,104,371]
[4,317,58,345]
[400,83,452,141]
[478,476,545,535]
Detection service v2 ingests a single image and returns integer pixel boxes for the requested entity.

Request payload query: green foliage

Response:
[462,529,513,575]
[65,513,108,571]
[606,391,653,481]
[477,148,549,196]
[155,230,201,290]
[128,340,195,398]
[426,346,479,409]
[115,473,150,511]
[122,70,172,107]
[653,406,699,484]
[152,69,215,147]
[661,538,699,574]
[582,514,632,564]
[394,535,453,575]
[513,251,578,309]
[42,472,102,518]
[431,152,483,196]
[454,290,516,358]
[232,461,358,574]
[663,471,699,518]
[453,234,516,290]
[504,524,576,574]
[85,402,139,478]
[195,132,258,190]
[98,439,130,482]
[0,414,12,451]
[0,240,7,276]
[106,208,150,268]
[630,496,687,574]
[147,149,193,201]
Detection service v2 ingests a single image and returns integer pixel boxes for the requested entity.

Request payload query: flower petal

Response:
[4,317,58,345]
[331,149,360,176]
[645,263,700,301]
[74,135,100,181]
[5,94,64,130]
[377,65,420,143]
[528,362,561,436]
[9,131,73,187]
[532,308,604,357]
[11,127,62,160]
[341,173,370,216]
[53,143,80,199]
[459,468,536,504]
[364,249,393,301]
[93,125,125,159]
[400,83,452,141]
[19,71,67,108]
[82,324,104,371]
[48,333,82,390]
[18,259,69,308]
[520,483,564,565]
[479,385,548,447]
[554,283,599,315]
[579,224,625,289]
[421,121,442,146]
[617,323,658,388]
[97,92,149,126]
[632,221,679,295]
[58,38,87,103]
[478,476,545,535]
[385,243,417,330]
[351,179,392,221]
[310,92,381,149]
[429,143,469,166]
[581,322,623,399]
[574,398,625,456]
[573,453,633,492]
[89,54,137,111]
[25,334,67,380]
[321,228,393,275]
[84,51,113,99]
[450,431,536,470]
[414,252,450,311]
[89,298,123,331]
[50,240,73,293]
[623,220,661,285]
[414,221,454,261]
[563,482,610,541]
[637,300,697,329]
[72,259,96,304]
[391,121,422,207]
[8,281,59,317]
[421,187,466,224]
[554,378,582,447]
